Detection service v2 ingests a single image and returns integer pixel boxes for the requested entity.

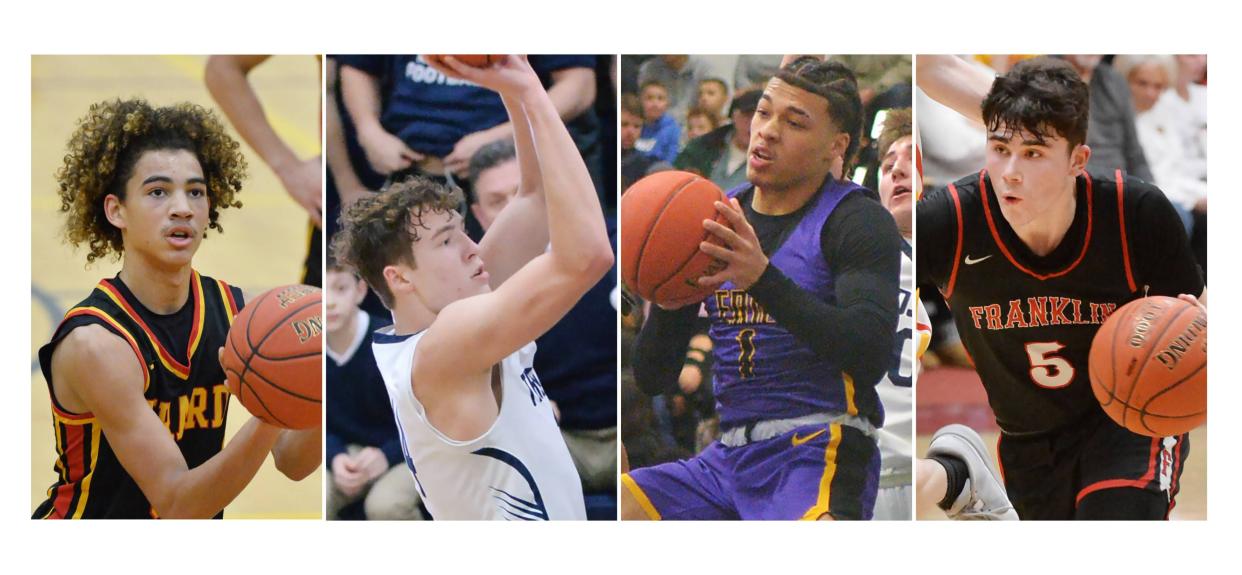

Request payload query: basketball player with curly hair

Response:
[333,56,612,520]
[623,56,901,520]
[35,99,317,519]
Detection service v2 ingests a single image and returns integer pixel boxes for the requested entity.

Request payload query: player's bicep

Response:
[415,253,585,380]
[55,328,189,510]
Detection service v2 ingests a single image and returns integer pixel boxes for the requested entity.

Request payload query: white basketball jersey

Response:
[876,242,931,476]
[372,328,586,520]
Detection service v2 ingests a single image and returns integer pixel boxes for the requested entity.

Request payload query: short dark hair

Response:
[332,176,464,309]
[698,77,727,92]
[775,57,865,167]
[467,138,516,187]
[877,107,912,160]
[621,92,643,118]
[639,79,667,94]
[982,57,1089,149]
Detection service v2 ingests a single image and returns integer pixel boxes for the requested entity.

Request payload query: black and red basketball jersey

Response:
[917,170,1202,436]
[34,270,244,519]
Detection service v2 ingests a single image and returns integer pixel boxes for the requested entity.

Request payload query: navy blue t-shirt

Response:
[534,221,618,431]
[336,55,596,158]
[326,313,403,466]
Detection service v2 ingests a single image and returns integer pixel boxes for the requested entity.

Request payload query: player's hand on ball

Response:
[698,198,769,290]
[1179,288,1207,310]
[427,55,539,98]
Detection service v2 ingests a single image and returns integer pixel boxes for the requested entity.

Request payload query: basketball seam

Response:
[229,288,321,427]
[653,208,727,301]
[1121,302,1195,429]
[634,175,704,298]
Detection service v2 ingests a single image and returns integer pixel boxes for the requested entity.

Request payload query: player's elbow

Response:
[274,456,316,481]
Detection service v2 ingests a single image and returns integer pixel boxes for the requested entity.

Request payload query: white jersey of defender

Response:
[372,328,586,520]
[875,243,930,478]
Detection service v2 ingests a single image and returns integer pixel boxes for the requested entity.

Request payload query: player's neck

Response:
[117,255,193,315]
[327,309,359,355]
[1010,180,1077,258]
[752,177,822,216]
[391,300,435,337]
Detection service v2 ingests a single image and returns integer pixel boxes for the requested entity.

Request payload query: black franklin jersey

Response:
[918,170,1202,436]
[34,270,244,519]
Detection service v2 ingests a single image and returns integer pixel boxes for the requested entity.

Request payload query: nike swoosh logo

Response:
[964,254,993,265]
[791,429,827,446]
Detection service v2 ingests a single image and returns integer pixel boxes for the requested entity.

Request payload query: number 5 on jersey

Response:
[1025,341,1074,388]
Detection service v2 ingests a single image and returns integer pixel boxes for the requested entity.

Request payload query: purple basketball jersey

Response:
[703,178,883,430]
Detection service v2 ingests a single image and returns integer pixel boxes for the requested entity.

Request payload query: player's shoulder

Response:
[1087,170,1172,217]
[53,323,140,377]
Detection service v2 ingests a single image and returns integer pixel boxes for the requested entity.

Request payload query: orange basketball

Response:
[1088,296,1206,437]
[621,170,730,308]
[427,54,504,68]
[221,285,322,429]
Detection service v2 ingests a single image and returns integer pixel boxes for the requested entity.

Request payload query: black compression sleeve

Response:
[632,304,700,396]
[916,185,958,288]
[745,194,900,386]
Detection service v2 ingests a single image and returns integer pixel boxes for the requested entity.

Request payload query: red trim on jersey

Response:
[50,424,87,519]
[1115,170,1137,293]
[61,307,150,395]
[981,170,1094,281]
[1075,436,1159,506]
[99,271,204,380]
[944,183,965,299]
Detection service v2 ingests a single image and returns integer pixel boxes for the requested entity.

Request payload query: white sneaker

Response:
[927,424,1019,520]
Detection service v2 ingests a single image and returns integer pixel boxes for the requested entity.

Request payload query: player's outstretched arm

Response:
[205,55,322,227]
[460,78,549,287]
[915,55,994,126]
[51,326,281,518]
[414,56,613,381]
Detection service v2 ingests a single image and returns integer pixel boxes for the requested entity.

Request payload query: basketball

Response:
[621,170,730,308]
[222,285,323,429]
[428,54,503,68]
[1088,296,1206,437]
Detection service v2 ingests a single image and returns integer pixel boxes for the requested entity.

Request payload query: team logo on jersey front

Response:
[967,297,1118,331]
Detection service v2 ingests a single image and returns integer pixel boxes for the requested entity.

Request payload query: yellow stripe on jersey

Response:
[621,474,662,520]
[842,372,858,416]
[215,280,236,325]
[70,423,102,519]
[63,306,151,393]
[801,423,844,520]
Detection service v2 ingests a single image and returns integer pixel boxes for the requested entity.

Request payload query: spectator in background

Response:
[337,55,600,241]
[325,257,421,520]
[621,93,671,191]
[831,55,912,107]
[685,106,721,141]
[1113,55,1206,235]
[1059,55,1153,181]
[697,77,730,119]
[733,54,783,90]
[466,139,520,235]
[1167,55,1208,167]
[638,55,712,131]
[636,80,681,163]
[675,87,760,191]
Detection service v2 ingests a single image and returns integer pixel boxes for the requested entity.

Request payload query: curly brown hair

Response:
[331,176,464,309]
[55,98,247,264]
